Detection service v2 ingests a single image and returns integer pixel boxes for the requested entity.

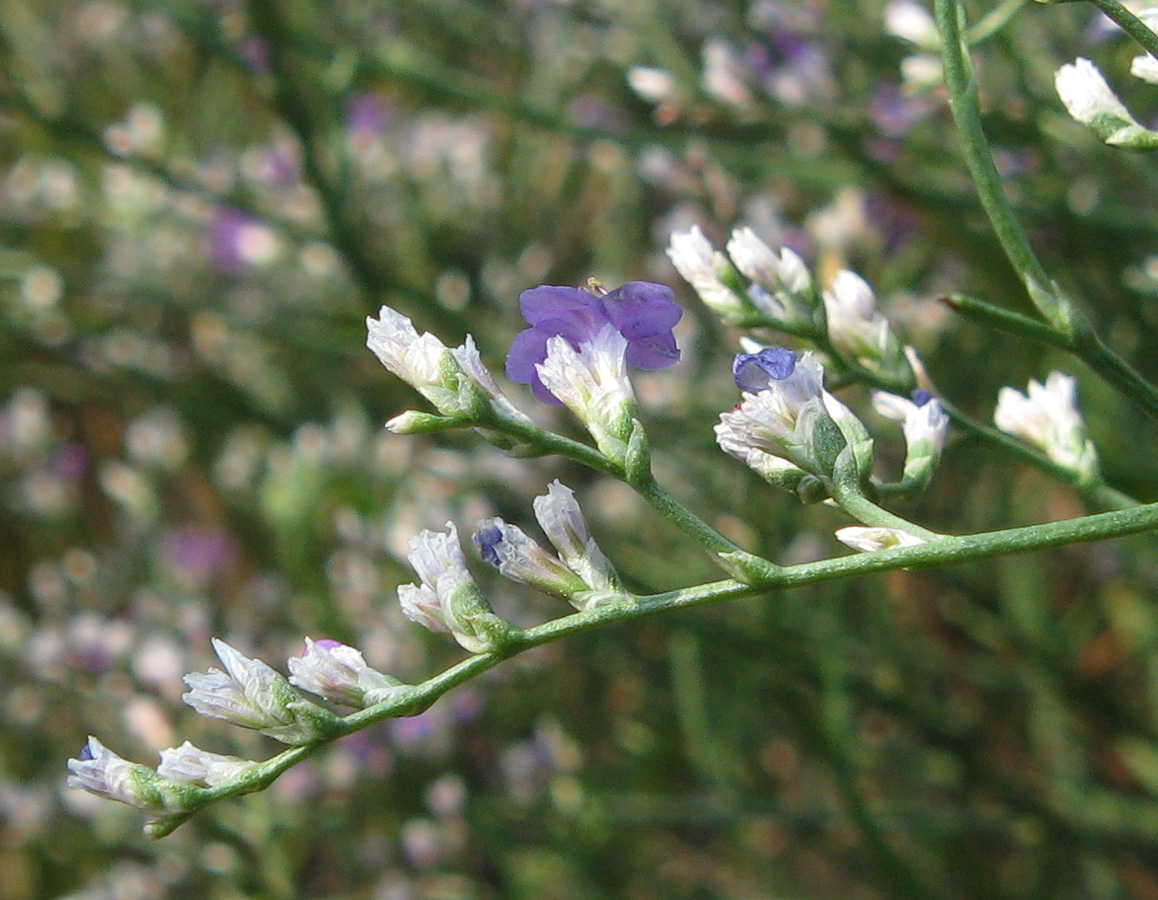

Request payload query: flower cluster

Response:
[473,480,622,611]
[715,347,874,501]
[667,225,911,387]
[67,635,404,821]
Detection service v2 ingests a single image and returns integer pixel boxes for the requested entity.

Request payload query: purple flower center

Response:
[506,281,682,405]
[312,638,343,653]
[78,741,95,762]
[732,347,797,393]
[472,525,503,567]
[911,389,934,408]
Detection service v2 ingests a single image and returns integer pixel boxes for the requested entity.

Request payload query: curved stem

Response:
[933,0,1055,310]
[829,482,942,541]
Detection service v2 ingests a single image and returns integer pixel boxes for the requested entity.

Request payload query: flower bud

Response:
[473,519,590,599]
[667,226,753,323]
[182,639,329,744]
[288,638,408,708]
[67,737,177,813]
[1055,58,1158,149]
[835,526,926,553]
[157,741,256,787]
[993,372,1099,482]
[399,523,512,654]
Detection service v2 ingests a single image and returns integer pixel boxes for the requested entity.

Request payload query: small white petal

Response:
[157,741,254,787]
[835,526,926,552]
[1055,58,1136,126]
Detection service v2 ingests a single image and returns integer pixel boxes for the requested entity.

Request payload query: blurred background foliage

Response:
[2,0,1158,897]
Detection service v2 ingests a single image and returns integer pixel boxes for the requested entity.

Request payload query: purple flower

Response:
[506,281,682,404]
[733,346,799,392]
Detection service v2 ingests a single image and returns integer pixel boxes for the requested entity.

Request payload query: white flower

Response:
[823,271,904,373]
[287,638,406,708]
[994,372,1099,481]
[157,741,255,787]
[716,349,845,484]
[726,228,816,326]
[535,325,637,462]
[1056,58,1135,125]
[873,389,949,487]
[67,737,172,812]
[702,38,753,109]
[1131,12,1158,84]
[667,226,749,321]
[399,523,496,654]
[835,526,927,552]
[885,0,939,49]
[367,308,527,424]
[533,481,620,594]
[627,66,678,104]
[1055,58,1158,148]
[182,639,321,744]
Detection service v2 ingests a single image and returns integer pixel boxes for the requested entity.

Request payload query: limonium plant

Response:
[67,0,1158,844]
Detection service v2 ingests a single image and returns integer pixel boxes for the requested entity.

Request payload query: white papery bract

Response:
[822,271,907,379]
[994,372,1099,482]
[288,638,407,708]
[1055,58,1158,149]
[533,480,621,594]
[367,306,529,427]
[399,522,497,654]
[666,225,750,322]
[836,526,927,553]
[67,737,174,813]
[182,639,321,744]
[535,325,638,463]
[725,228,817,328]
[157,741,255,788]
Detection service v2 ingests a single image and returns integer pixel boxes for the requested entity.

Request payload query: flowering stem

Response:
[145,499,1158,836]
[1085,0,1158,63]
[485,411,778,576]
[934,0,1158,422]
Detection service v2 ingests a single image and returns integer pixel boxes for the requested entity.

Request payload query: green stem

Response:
[1085,0,1158,63]
[940,400,1140,511]
[146,499,1158,835]
[933,0,1056,313]
[934,0,1158,421]
[830,482,942,542]
[965,0,1030,45]
[942,294,1071,348]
